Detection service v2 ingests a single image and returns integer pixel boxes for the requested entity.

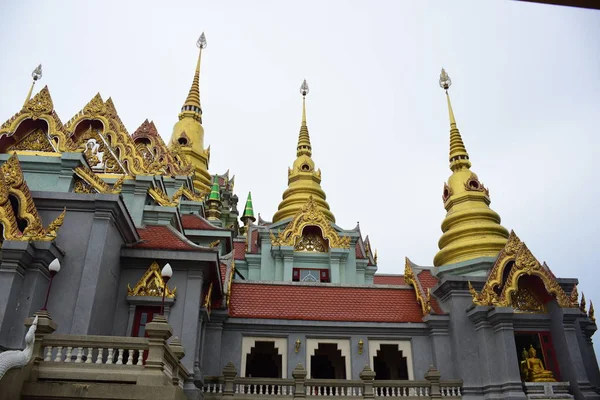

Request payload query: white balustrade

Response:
[42,344,145,366]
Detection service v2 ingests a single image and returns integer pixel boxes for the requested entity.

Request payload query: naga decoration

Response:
[0,154,66,241]
[0,315,38,381]
[468,231,578,309]
[73,166,125,194]
[148,187,180,207]
[127,261,176,298]
[270,196,350,249]
[404,258,432,316]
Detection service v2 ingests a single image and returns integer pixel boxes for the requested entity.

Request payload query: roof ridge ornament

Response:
[23,64,43,107]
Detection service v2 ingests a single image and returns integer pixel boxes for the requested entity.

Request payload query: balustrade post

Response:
[424,365,442,399]
[222,362,237,397]
[292,363,307,399]
[360,364,376,399]
[137,314,173,386]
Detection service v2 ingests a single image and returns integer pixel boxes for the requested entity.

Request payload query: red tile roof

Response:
[229,282,424,323]
[181,214,225,231]
[219,262,227,283]
[373,275,406,285]
[233,241,246,260]
[356,243,366,259]
[134,225,205,251]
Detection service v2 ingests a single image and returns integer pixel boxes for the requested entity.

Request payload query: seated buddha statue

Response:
[525,345,555,382]
[520,348,530,381]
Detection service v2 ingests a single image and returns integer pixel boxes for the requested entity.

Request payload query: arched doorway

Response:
[373,344,408,379]
[311,343,346,379]
[245,341,282,378]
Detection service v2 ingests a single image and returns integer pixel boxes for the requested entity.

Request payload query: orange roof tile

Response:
[373,275,406,285]
[181,214,226,231]
[415,269,443,314]
[134,225,205,251]
[229,282,424,323]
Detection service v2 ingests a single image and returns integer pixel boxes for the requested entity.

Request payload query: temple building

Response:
[0,34,598,400]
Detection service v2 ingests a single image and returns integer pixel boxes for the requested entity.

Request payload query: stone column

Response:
[424,315,454,379]
[137,314,173,386]
[576,318,600,393]
[0,241,35,349]
[424,365,442,399]
[360,365,376,400]
[292,363,307,399]
[180,269,203,373]
[282,249,294,282]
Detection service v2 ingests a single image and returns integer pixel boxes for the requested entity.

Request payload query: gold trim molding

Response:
[468,231,578,309]
[73,166,125,194]
[270,196,350,249]
[404,258,432,316]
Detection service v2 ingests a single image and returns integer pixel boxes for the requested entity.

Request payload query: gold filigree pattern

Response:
[511,287,545,313]
[468,231,578,309]
[148,187,179,207]
[127,261,176,298]
[404,258,431,316]
[0,87,76,152]
[225,259,235,308]
[8,128,55,152]
[171,185,205,203]
[0,154,66,241]
[295,231,328,252]
[204,282,214,314]
[73,166,124,194]
[270,196,350,249]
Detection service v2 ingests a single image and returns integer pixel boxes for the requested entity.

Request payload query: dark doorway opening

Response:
[245,341,282,378]
[373,344,409,379]
[311,343,346,379]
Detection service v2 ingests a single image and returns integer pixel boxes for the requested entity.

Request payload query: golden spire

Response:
[169,33,212,193]
[434,68,508,267]
[273,80,335,223]
[24,64,43,107]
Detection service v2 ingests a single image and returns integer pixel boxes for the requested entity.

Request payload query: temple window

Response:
[368,340,414,380]
[295,226,328,253]
[131,306,161,338]
[241,337,287,378]
[306,339,351,380]
[292,268,330,283]
[178,137,188,145]
[515,331,560,382]
[373,344,409,379]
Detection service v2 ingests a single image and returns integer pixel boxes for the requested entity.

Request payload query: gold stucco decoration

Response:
[404,258,432,316]
[148,187,179,207]
[294,231,328,252]
[73,166,125,194]
[0,154,66,241]
[8,128,55,153]
[127,261,176,298]
[270,196,350,249]
[468,231,578,309]
[0,87,77,152]
[171,185,205,203]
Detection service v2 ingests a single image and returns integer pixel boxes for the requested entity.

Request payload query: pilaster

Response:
[57,153,85,192]
[180,269,204,373]
[120,175,155,227]
[424,314,454,379]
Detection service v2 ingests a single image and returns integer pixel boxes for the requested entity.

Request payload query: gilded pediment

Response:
[127,261,176,298]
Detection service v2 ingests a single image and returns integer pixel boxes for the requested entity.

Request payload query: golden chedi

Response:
[169,33,212,193]
[434,69,509,267]
[273,80,335,223]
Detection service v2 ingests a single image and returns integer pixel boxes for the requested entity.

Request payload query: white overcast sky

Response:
[1,0,599,336]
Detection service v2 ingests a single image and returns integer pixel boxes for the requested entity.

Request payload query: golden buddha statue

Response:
[520,348,530,381]
[525,345,555,382]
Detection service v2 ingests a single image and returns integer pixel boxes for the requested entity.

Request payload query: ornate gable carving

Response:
[0,154,66,241]
[73,165,124,194]
[127,261,176,298]
[0,87,76,152]
[8,128,55,153]
[404,258,432,316]
[66,95,158,176]
[269,196,350,249]
[468,230,578,309]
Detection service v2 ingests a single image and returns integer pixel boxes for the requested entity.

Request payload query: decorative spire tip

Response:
[197,32,207,49]
[32,64,42,81]
[300,79,309,97]
[439,68,451,91]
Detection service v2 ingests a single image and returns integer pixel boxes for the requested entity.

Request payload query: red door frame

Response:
[132,306,162,363]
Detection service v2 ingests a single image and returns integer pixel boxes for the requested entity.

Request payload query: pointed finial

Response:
[242,192,256,222]
[297,79,312,156]
[590,301,595,322]
[197,32,207,49]
[580,293,587,313]
[32,64,43,81]
[209,175,220,201]
[24,64,43,107]
[439,68,470,171]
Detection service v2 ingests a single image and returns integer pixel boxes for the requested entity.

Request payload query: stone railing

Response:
[27,312,188,388]
[202,363,462,399]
